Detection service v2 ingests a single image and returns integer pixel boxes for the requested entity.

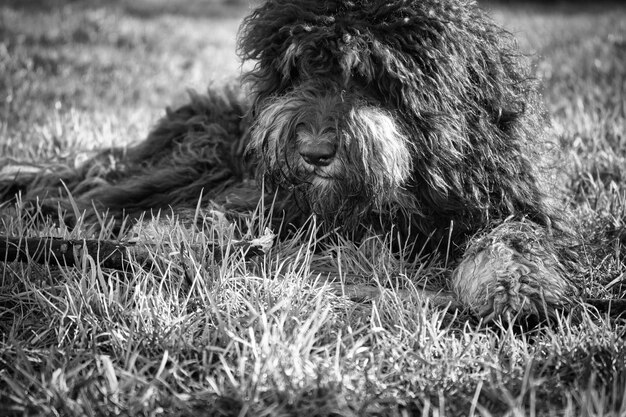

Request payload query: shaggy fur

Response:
[0,0,581,323]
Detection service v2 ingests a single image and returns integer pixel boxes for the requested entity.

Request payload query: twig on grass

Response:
[332,283,463,310]
[1,236,146,269]
[0,234,274,270]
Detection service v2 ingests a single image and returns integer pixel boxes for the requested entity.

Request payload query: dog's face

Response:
[239,1,428,227]
[238,0,541,232]
[250,78,414,227]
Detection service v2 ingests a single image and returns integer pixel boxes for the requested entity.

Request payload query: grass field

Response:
[1,1,626,416]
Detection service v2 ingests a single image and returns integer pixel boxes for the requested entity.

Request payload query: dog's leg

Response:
[451,221,578,324]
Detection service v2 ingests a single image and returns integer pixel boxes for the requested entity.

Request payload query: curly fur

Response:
[239,0,562,242]
[1,0,580,323]
[452,221,578,323]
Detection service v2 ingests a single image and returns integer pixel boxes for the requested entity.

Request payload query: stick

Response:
[332,283,462,310]
[1,236,144,269]
[1,234,273,270]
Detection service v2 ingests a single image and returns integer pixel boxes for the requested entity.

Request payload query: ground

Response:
[1,1,626,416]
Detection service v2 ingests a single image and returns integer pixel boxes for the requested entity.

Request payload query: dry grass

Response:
[1,1,626,416]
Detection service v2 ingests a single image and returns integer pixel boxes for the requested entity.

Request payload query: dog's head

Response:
[238,0,544,232]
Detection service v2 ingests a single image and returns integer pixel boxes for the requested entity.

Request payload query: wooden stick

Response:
[1,236,143,269]
[0,235,273,270]
[331,283,462,310]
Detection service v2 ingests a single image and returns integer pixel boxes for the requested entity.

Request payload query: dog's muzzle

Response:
[296,129,338,167]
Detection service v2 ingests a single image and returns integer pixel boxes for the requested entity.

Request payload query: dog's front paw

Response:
[451,224,578,324]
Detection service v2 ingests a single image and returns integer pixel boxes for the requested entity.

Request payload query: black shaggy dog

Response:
[1,0,580,323]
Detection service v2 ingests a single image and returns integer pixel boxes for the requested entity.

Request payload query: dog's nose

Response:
[298,141,337,166]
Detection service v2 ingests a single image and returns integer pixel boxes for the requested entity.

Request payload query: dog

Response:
[0,0,580,323]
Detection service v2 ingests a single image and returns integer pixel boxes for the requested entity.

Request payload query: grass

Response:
[1,1,626,415]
